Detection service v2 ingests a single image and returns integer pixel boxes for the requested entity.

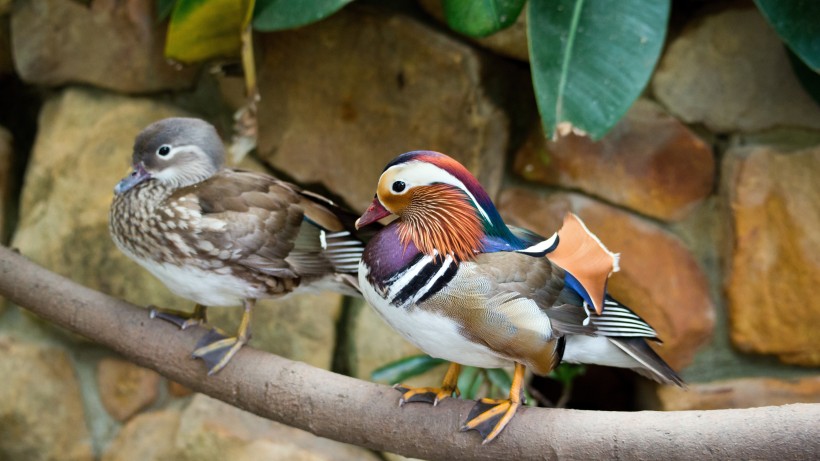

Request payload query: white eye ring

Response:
[157,144,172,157]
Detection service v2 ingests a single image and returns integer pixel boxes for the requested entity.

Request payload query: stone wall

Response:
[0,1,817,459]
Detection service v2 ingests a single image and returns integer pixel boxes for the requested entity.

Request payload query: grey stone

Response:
[254,6,509,213]
[11,0,198,93]
[652,7,820,133]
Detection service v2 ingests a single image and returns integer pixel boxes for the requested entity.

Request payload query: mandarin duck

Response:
[355,151,683,443]
[110,117,371,375]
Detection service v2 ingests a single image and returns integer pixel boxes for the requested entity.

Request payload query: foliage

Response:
[372,354,585,407]
[442,0,526,37]
[156,0,820,138]
[754,0,820,72]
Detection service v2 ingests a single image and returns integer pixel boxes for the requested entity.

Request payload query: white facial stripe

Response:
[149,144,215,187]
[384,160,493,225]
[159,144,207,162]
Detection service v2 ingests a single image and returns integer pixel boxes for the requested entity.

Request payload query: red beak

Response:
[355,197,392,229]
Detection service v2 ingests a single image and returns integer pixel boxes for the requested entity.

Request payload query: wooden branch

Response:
[0,245,817,460]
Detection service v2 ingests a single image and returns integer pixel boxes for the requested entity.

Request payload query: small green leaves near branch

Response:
[755,0,820,72]
[443,0,526,37]
[528,0,670,140]
[373,354,581,406]
[253,0,353,31]
[371,354,447,384]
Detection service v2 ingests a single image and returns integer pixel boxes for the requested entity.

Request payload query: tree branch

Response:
[0,245,816,460]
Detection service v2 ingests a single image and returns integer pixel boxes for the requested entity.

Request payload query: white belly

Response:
[136,258,264,307]
[359,262,509,369]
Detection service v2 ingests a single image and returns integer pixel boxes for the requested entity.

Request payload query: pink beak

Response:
[355,197,392,229]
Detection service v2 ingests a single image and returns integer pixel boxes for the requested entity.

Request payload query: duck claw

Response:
[149,304,207,330]
[394,384,457,406]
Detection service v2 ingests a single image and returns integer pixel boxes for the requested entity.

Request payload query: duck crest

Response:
[397,184,485,262]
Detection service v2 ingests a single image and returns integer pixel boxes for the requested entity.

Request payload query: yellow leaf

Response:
[165,0,254,64]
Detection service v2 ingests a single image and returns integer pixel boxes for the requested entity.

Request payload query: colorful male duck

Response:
[355,151,682,443]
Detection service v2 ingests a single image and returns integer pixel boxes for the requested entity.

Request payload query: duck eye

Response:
[392,180,406,193]
[157,145,171,157]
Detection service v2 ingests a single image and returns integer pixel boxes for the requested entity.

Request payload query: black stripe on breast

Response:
[415,260,459,304]
[554,336,567,366]
[390,259,442,307]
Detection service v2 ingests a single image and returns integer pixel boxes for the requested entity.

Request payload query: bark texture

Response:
[0,245,817,460]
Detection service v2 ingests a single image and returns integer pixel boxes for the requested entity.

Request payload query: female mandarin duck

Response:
[355,151,682,443]
[110,118,370,375]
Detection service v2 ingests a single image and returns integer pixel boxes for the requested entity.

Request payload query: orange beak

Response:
[355,197,392,229]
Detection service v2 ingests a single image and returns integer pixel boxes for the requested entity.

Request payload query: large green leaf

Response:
[754,0,820,72]
[787,47,820,106]
[157,0,175,21]
[443,0,526,38]
[370,354,446,384]
[528,0,670,140]
[253,0,353,31]
[165,0,254,63]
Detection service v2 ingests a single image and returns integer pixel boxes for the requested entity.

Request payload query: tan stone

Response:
[11,0,198,93]
[417,0,529,61]
[97,358,161,421]
[497,189,715,370]
[102,410,181,461]
[0,335,93,461]
[514,99,715,221]
[652,7,820,133]
[173,394,382,461]
[11,87,189,311]
[657,376,820,411]
[168,380,194,398]
[254,6,509,213]
[724,145,820,366]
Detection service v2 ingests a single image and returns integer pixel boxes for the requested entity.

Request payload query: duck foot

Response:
[460,397,520,443]
[149,303,207,330]
[394,362,462,406]
[460,362,526,444]
[192,329,247,375]
[190,298,255,375]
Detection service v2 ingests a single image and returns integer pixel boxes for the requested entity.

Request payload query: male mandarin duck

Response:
[355,151,682,443]
[110,118,371,375]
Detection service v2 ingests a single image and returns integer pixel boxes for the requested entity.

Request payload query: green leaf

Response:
[165,0,254,63]
[484,368,512,395]
[253,0,353,32]
[787,47,820,107]
[754,0,820,72]
[443,0,526,38]
[528,0,670,140]
[371,355,446,384]
[548,363,586,386]
[457,366,483,399]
